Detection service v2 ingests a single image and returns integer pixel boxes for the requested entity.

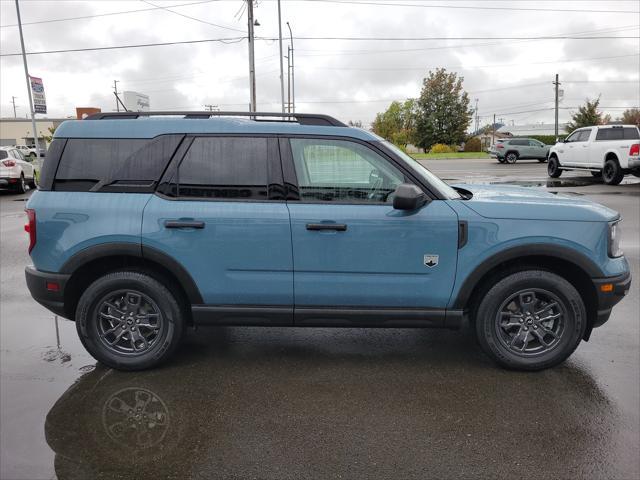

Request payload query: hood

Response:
[454,184,619,222]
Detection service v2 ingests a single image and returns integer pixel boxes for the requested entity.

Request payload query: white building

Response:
[497,123,567,137]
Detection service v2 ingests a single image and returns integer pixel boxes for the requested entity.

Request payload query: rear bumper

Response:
[627,157,640,169]
[25,265,71,319]
[592,271,632,328]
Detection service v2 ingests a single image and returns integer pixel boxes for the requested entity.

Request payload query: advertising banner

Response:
[29,76,47,114]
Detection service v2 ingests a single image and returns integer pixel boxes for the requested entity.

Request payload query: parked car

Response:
[491,138,550,163]
[14,144,45,158]
[548,125,640,185]
[25,112,631,371]
[0,146,39,193]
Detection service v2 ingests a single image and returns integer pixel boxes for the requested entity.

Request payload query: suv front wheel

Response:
[475,270,586,371]
[76,271,185,371]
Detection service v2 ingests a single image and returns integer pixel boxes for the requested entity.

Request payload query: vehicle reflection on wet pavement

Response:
[1,164,639,479]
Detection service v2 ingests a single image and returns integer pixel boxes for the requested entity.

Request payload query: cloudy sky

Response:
[0,0,638,127]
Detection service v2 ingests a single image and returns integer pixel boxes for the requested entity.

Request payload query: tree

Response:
[43,126,56,143]
[414,68,472,151]
[565,97,610,132]
[371,99,417,147]
[620,108,640,126]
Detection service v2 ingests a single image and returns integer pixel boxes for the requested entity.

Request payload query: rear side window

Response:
[54,135,182,191]
[624,127,640,140]
[509,139,527,146]
[170,137,269,200]
[0,151,7,160]
[596,129,623,141]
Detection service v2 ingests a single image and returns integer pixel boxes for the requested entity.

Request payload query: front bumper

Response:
[592,271,632,328]
[25,265,71,319]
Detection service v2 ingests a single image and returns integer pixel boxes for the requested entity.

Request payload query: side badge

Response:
[424,254,439,268]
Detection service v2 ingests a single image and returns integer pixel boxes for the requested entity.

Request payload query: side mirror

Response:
[393,183,427,211]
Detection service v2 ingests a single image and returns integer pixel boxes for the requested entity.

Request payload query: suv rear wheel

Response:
[76,271,185,371]
[602,158,624,185]
[475,270,586,371]
[547,156,562,178]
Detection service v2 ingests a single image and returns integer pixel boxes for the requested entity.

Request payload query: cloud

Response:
[0,0,638,126]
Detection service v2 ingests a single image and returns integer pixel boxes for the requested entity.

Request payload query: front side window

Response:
[577,129,592,142]
[565,131,581,142]
[290,138,404,203]
[174,137,269,200]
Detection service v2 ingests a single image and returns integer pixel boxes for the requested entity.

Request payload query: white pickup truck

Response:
[547,124,640,185]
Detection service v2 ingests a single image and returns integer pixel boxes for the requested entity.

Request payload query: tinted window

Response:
[510,139,528,146]
[0,151,7,160]
[624,127,640,139]
[174,137,268,200]
[565,131,580,142]
[54,135,182,191]
[290,138,405,203]
[596,128,622,141]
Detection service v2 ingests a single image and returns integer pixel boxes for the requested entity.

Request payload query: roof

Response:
[54,115,379,141]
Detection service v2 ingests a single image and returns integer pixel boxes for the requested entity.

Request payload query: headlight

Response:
[608,220,623,258]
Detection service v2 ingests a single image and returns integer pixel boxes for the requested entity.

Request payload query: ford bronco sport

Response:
[25,112,631,371]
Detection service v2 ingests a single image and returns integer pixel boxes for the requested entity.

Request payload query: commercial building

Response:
[0,117,70,149]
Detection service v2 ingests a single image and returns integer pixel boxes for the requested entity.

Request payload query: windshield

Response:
[379,141,461,199]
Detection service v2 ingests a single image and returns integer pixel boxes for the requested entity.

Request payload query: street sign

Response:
[29,76,46,114]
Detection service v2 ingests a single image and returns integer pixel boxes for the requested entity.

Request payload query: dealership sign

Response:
[29,76,47,114]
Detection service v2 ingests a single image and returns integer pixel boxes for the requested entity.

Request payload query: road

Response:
[1,159,638,479]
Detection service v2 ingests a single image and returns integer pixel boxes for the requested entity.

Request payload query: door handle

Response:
[164,220,205,229]
[306,223,347,231]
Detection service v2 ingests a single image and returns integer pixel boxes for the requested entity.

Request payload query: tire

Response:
[475,270,586,371]
[497,157,506,164]
[505,152,518,164]
[28,152,36,159]
[75,271,185,371]
[538,157,547,163]
[547,156,562,178]
[28,171,38,188]
[14,173,26,194]
[602,158,624,185]
[590,171,602,178]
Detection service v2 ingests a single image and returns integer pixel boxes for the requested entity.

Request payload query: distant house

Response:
[497,123,567,137]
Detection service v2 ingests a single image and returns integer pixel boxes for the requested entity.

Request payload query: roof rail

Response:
[84,111,347,127]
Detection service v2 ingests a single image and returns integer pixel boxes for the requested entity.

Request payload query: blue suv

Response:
[25,112,631,371]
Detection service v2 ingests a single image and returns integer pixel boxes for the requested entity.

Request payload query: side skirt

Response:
[191,305,464,329]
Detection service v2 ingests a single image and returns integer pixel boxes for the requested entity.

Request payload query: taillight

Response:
[630,144,640,156]
[496,144,504,149]
[2,160,16,167]
[24,209,36,253]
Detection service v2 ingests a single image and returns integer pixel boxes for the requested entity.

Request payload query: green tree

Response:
[43,126,56,143]
[565,97,610,132]
[620,108,640,126]
[372,99,417,148]
[414,68,472,151]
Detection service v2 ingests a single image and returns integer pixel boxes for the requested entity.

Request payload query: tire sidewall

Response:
[506,152,517,164]
[76,272,183,370]
[603,158,623,185]
[475,271,586,370]
[548,156,561,177]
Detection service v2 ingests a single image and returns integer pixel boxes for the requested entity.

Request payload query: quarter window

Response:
[173,137,269,200]
[290,138,405,203]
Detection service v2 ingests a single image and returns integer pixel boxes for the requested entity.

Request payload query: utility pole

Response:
[113,80,120,112]
[15,0,40,158]
[287,22,295,113]
[277,0,285,113]
[492,113,496,146]
[246,0,257,112]
[553,73,560,140]
[11,96,18,118]
[285,48,291,113]
[474,98,479,134]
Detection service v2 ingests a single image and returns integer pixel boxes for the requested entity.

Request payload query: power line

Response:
[265,35,638,41]
[0,37,247,57]
[299,0,639,14]
[0,0,219,28]
[140,0,245,33]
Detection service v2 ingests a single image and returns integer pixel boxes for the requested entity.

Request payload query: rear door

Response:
[282,136,459,325]
[142,136,293,323]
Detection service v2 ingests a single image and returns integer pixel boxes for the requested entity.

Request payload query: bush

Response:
[524,135,565,145]
[429,143,454,154]
[464,137,482,152]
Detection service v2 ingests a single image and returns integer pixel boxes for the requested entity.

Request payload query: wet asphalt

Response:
[1,159,638,480]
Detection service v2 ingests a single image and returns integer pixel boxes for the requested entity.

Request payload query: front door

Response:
[142,136,293,323]
[283,137,459,324]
